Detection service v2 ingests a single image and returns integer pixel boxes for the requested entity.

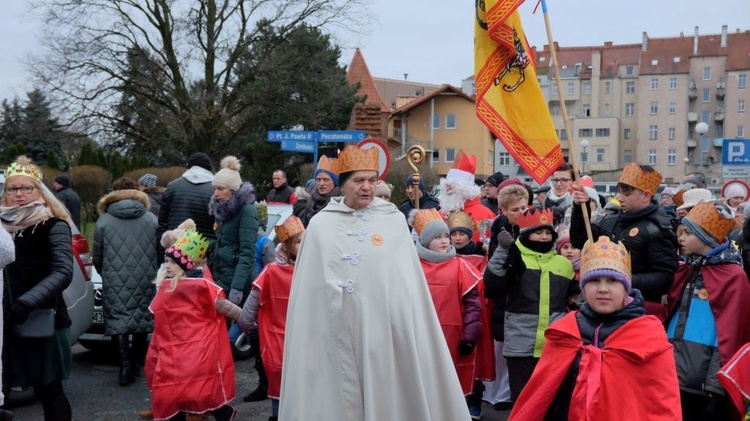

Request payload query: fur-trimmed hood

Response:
[97,189,151,219]
[295,186,311,202]
[209,182,257,222]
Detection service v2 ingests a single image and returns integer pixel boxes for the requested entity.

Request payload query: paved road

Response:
[9,344,510,420]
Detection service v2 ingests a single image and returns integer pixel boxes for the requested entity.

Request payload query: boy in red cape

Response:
[509,236,681,420]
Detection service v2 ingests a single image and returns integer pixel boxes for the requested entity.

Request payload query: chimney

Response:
[604,41,613,47]
[721,25,728,47]
[403,73,408,81]
[694,26,699,55]
[642,32,649,51]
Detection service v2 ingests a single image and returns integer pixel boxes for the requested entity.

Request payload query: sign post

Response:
[267,129,368,164]
[722,139,750,179]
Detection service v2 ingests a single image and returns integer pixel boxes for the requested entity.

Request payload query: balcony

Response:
[687,112,698,122]
[716,80,726,98]
[687,139,698,148]
[715,111,724,121]
[688,88,697,99]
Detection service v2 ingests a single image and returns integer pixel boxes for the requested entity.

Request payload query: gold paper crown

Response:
[619,163,662,195]
[684,202,735,241]
[6,157,43,184]
[673,189,686,208]
[166,229,209,270]
[337,145,379,174]
[517,208,554,231]
[275,215,305,244]
[316,155,340,174]
[412,208,444,236]
[447,211,473,232]
[580,236,631,282]
[255,201,268,222]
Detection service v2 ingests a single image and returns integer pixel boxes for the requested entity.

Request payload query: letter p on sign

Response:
[729,142,745,163]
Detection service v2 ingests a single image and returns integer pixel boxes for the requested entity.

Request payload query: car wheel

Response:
[3,387,36,409]
[231,331,254,361]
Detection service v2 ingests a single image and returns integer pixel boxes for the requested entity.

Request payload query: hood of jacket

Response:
[182,166,214,184]
[209,182,256,222]
[322,196,400,216]
[97,189,150,219]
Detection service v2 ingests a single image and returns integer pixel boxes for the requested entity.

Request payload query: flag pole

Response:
[540,0,594,243]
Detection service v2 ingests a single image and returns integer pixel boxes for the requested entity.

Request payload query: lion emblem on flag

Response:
[493,28,530,92]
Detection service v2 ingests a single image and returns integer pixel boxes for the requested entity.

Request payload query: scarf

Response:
[545,189,573,210]
[0,198,52,238]
[415,241,456,263]
[307,186,341,215]
[208,182,256,222]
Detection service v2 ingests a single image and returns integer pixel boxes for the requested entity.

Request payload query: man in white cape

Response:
[280,145,470,421]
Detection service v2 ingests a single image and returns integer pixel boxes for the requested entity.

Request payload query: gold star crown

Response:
[447,211,473,232]
[275,215,305,244]
[6,156,43,184]
[619,163,662,195]
[684,202,735,242]
[316,155,340,174]
[411,208,444,236]
[337,145,379,174]
[580,236,631,282]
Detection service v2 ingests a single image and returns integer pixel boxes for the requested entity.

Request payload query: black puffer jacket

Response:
[4,218,73,329]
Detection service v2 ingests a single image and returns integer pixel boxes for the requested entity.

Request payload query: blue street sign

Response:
[280,140,316,154]
[318,130,366,142]
[267,131,319,142]
[722,139,750,165]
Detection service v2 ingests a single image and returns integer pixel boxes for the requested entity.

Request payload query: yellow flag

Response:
[475,0,562,184]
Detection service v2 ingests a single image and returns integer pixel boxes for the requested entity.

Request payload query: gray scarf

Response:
[0,198,52,238]
[415,241,456,263]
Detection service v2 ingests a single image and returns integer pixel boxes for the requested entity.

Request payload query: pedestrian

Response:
[543,163,575,225]
[0,228,14,421]
[1,156,75,420]
[145,229,236,421]
[53,175,81,229]
[668,202,750,420]
[218,215,306,421]
[482,172,505,215]
[398,174,441,223]
[138,173,165,217]
[93,178,158,386]
[266,170,296,204]
[487,182,528,258]
[555,225,581,281]
[509,236,682,420]
[292,155,340,226]
[280,145,472,420]
[449,211,486,262]
[374,180,391,202]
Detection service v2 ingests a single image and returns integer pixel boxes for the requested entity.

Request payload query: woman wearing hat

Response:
[1,156,75,420]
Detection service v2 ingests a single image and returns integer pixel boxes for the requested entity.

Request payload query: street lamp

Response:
[683,157,690,175]
[580,139,589,175]
[696,122,709,167]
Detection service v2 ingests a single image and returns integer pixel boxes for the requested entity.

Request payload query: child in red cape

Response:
[145,229,236,421]
[509,236,681,420]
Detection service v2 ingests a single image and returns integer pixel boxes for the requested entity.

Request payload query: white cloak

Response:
[279,197,470,421]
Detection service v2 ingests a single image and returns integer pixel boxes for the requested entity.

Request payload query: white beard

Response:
[439,178,480,213]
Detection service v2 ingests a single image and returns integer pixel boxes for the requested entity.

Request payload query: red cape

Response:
[668,261,750,366]
[253,263,295,399]
[509,312,681,421]
[718,343,750,421]
[457,255,495,382]
[146,278,235,419]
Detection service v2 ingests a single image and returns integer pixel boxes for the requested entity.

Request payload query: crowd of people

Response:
[2,147,750,421]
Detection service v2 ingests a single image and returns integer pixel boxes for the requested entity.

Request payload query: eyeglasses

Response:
[4,186,36,194]
[551,178,573,184]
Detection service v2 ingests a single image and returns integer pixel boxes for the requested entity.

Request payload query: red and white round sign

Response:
[357,138,391,180]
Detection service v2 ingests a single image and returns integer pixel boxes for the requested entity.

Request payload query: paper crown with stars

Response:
[337,145,379,174]
[165,229,209,271]
[6,156,43,184]
[274,215,305,244]
[580,236,632,293]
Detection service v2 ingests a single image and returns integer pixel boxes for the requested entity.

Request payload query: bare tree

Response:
[31,0,369,162]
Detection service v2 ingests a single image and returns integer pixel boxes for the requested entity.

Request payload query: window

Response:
[668,149,676,165]
[702,110,711,123]
[702,88,710,102]
[624,128,631,139]
[432,149,440,163]
[445,148,456,163]
[703,66,711,80]
[583,82,591,95]
[738,126,745,138]
[582,104,591,117]
[552,85,558,95]
[432,114,440,129]
[596,148,605,162]
[650,101,659,115]
[550,105,560,116]
[499,152,511,166]
[446,114,456,129]
[648,149,657,165]
[579,128,593,137]
[604,103,611,117]
[651,78,659,90]
[559,129,567,140]
[625,66,634,76]
[567,83,574,95]
[626,81,635,94]
[649,125,658,140]
[740,100,746,112]
[740,74,748,89]
[625,103,635,116]
[651,59,659,66]
[624,150,632,164]
[605,81,611,95]
[669,102,676,114]
[668,128,676,140]
[669,77,678,89]
[595,128,610,137]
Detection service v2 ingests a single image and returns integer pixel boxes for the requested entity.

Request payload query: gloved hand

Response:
[10,302,32,325]
[228,288,244,306]
[496,228,514,248]
[457,340,475,356]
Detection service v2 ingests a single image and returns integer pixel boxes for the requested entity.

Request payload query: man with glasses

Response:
[543,163,575,225]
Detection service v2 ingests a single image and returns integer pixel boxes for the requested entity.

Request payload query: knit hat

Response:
[446,150,477,187]
[498,177,524,191]
[485,172,506,187]
[165,229,209,272]
[677,188,714,211]
[275,215,305,244]
[160,219,197,249]
[187,152,212,172]
[6,156,42,184]
[580,236,632,293]
[313,155,340,186]
[404,175,425,192]
[723,181,748,200]
[137,173,157,188]
[682,202,735,247]
[447,211,473,237]
[213,156,242,191]
[517,208,556,239]
[374,181,391,199]
[618,163,662,195]
[409,208,449,247]
[556,225,571,254]
[661,187,676,199]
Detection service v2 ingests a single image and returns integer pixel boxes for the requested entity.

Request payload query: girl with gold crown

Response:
[510,236,681,420]
[145,229,237,421]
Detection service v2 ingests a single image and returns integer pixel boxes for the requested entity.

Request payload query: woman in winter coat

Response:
[1,156,75,421]
[93,178,158,386]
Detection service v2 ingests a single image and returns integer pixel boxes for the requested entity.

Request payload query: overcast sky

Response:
[2,0,748,101]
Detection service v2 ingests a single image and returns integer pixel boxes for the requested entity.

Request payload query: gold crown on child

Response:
[580,236,631,281]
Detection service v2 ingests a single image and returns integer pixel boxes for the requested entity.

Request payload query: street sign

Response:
[722,139,750,165]
[280,140,316,153]
[357,138,391,180]
[722,166,750,178]
[318,130,366,142]
[267,131,319,142]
